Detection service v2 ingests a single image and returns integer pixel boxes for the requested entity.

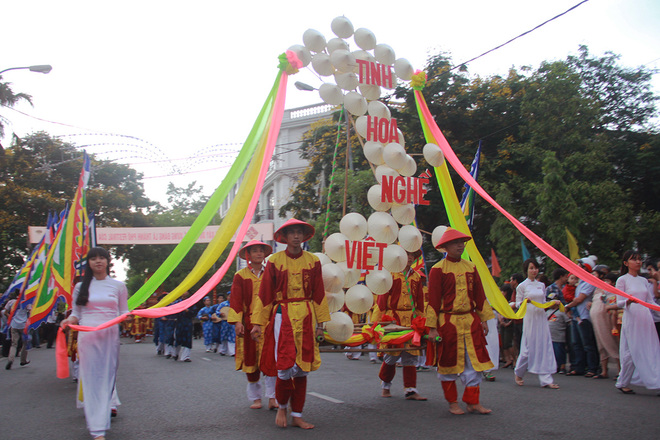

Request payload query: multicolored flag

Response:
[521,237,531,261]
[490,248,501,277]
[566,228,579,262]
[459,142,482,231]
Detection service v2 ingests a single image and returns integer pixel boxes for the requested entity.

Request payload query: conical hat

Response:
[238,240,273,260]
[435,227,471,250]
[274,218,315,244]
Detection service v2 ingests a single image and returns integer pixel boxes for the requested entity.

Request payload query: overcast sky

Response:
[2,0,659,205]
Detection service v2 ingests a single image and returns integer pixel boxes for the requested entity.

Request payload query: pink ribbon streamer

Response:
[69,72,289,332]
[415,89,660,312]
[55,328,69,378]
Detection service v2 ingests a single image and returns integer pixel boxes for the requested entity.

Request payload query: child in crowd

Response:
[562,274,579,303]
[546,302,570,374]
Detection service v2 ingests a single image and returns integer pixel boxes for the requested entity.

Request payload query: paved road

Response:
[1,338,658,440]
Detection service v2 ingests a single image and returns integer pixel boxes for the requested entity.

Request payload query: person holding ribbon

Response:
[371,248,427,401]
[426,227,494,415]
[514,258,560,389]
[250,219,330,429]
[60,247,128,440]
[228,240,278,410]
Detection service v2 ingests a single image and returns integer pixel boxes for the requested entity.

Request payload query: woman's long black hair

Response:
[76,247,111,306]
[619,250,642,276]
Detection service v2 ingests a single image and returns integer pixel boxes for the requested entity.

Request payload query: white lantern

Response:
[322,263,346,294]
[331,16,354,39]
[326,291,345,312]
[314,252,333,266]
[367,101,391,119]
[367,184,392,212]
[394,58,414,81]
[337,261,361,288]
[391,203,416,225]
[355,115,369,138]
[397,155,417,177]
[343,91,368,116]
[352,49,376,64]
[382,244,407,272]
[358,84,381,101]
[367,212,399,244]
[432,226,449,249]
[375,164,399,183]
[303,29,326,53]
[423,143,445,167]
[325,312,354,342]
[398,225,423,252]
[287,45,312,67]
[339,212,368,241]
[374,44,396,65]
[345,284,374,314]
[335,72,359,91]
[330,49,357,73]
[319,83,344,105]
[363,141,385,166]
[311,53,335,77]
[327,37,349,53]
[354,28,377,50]
[366,269,393,294]
[325,232,349,262]
[383,142,407,170]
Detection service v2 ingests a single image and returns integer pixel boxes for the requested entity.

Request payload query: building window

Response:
[267,190,275,220]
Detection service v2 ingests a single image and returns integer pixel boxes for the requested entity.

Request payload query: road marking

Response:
[307,392,344,404]
[202,357,212,361]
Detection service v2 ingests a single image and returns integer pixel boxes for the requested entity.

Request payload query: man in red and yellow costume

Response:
[251,219,330,429]
[427,227,494,415]
[371,249,427,401]
[228,240,277,411]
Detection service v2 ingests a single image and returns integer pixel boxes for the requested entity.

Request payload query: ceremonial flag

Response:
[566,228,579,262]
[491,248,501,277]
[459,142,482,231]
[521,237,531,261]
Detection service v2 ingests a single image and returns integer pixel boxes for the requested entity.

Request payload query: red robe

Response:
[228,266,265,373]
[251,250,330,375]
[427,256,494,374]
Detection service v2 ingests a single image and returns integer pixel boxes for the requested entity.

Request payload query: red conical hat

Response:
[435,227,472,250]
[274,218,315,244]
[239,240,273,260]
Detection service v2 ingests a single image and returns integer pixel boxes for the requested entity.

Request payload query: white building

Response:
[220,102,335,259]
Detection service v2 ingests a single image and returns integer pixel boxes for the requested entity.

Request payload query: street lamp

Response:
[0,64,53,76]
[294,81,317,92]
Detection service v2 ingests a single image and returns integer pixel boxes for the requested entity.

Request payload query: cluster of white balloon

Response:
[289,17,446,342]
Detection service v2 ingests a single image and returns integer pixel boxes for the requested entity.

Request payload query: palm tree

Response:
[0,78,33,145]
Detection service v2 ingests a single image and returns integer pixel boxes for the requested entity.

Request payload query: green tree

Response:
[0,77,33,141]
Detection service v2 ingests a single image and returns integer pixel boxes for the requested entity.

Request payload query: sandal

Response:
[565,371,582,376]
[617,387,635,394]
[592,374,609,379]
[584,372,596,378]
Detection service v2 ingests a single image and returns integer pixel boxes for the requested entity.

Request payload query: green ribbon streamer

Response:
[127,74,282,308]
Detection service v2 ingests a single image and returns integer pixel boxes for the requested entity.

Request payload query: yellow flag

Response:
[566,228,579,262]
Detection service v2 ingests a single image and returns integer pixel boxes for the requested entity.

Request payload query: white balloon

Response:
[423,143,445,167]
[382,244,407,272]
[398,225,423,252]
[322,263,346,294]
[358,84,381,101]
[335,72,359,91]
[287,45,312,67]
[325,232,349,262]
[363,141,385,165]
[337,261,361,289]
[355,115,369,138]
[367,184,392,212]
[326,291,345,312]
[325,312,354,342]
[391,203,416,225]
[331,16,354,38]
[354,28,377,50]
[343,92,368,116]
[398,155,417,177]
[345,284,374,314]
[303,29,326,53]
[374,44,396,65]
[383,142,407,170]
[352,49,376,64]
[339,212,368,241]
[311,53,335,77]
[314,252,333,266]
[327,37,349,53]
[432,225,449,249]
[367,101,391,119]
[329,49,357,73]
[375,164,399,183]
[394,58,414,81]
[367,212,399,244]
[366,269,393,295]
[318,83,344,106]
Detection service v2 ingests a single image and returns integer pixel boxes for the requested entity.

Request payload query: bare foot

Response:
[405,392,427,401]
[381,389,392,398]
[449,402,465,415]
[268,398,279,410]
[543,383,560,389]
[250,399,262,409]
[275,408,288,428]
[467,403,492,414]
[515,375,524,386]
[291,416,315,429]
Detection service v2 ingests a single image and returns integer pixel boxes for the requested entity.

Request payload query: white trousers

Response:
[219,341,236,356]
[438,344,482,388]
[247,375,277,400]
